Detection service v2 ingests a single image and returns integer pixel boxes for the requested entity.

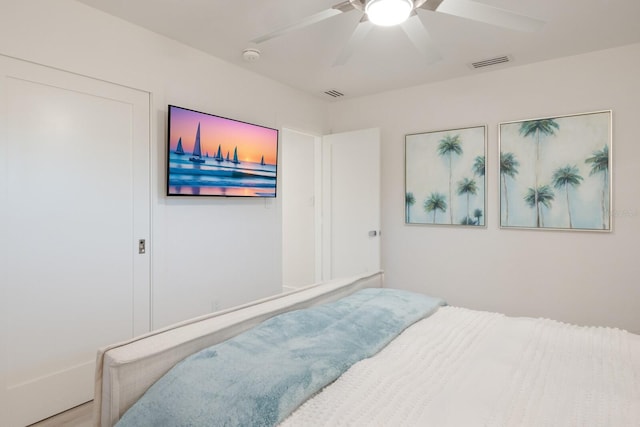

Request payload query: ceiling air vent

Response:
[470,55,511,69]
[324,89,344,98]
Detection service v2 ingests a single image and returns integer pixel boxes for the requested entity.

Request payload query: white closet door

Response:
[322,128,381,279]
[0,56,150,426]
[281,129,320,289]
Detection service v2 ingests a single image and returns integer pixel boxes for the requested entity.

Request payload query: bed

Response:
[94,271,640,426]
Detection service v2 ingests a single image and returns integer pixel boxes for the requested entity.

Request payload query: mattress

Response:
[282,306,640,426]
[96,270,640,426]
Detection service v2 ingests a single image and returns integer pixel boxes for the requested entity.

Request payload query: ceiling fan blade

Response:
[251,2,354,44]
[423,0,545,32]
[333,19,373,66]
[400,14,442,64]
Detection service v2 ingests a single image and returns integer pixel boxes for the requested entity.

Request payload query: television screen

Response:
[167,105,279,197]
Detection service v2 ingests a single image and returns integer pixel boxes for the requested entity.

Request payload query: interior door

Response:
[281,129,321,290]
[322,128,381,279]
[0,55,150,426]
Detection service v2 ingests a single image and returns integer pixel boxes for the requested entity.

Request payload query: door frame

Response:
[0,54,151,426]
[280,128,323,290]
[281,127,381,286]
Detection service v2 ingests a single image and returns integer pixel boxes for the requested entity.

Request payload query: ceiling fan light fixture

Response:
[365,0,413,26]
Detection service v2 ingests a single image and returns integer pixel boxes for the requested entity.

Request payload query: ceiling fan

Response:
[250,0,545,66]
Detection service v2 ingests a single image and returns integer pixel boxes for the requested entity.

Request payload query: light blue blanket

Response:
[116,288,445,427]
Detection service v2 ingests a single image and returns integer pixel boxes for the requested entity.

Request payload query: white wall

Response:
[329,43,640,333]
[0,0,328,328]
[3,1,638,334]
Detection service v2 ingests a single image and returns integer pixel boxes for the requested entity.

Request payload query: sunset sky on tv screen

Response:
[169,106,277,164]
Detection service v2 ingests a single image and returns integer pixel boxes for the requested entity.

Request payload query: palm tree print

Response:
[551,165,583,228]
[457,177,478,225]
[437,134,463,224]
[585,145,609,229]
[473,208,483,226]
[500,152,520,226]
[406,125,485,226]
[499,112,610,230]
[472,155,485,179]
[459,216,473,225]
[519,119,559,227]
[424,193,447,224]
[405,192,416,223]
[524,185,555,227]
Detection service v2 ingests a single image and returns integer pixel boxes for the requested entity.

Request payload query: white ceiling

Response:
[75,0,640,100]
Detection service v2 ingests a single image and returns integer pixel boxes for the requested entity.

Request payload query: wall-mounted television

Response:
[166,105,279,197]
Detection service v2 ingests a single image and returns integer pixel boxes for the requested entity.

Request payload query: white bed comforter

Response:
[281,306,640,427]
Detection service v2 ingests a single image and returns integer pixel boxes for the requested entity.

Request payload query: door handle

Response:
[368,230,378,237]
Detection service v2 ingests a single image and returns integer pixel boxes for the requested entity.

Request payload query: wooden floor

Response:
[28,401,93,427]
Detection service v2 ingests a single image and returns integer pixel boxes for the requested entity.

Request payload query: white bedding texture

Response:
[281,306,640,427]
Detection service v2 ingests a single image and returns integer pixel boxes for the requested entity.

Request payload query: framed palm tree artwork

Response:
[499,110,612,231]
[405,125,487,226]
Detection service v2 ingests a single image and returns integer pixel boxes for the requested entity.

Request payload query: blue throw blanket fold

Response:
[116,288,445,427]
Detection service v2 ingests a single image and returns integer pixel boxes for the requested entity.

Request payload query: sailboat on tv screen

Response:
[189,122,205,164]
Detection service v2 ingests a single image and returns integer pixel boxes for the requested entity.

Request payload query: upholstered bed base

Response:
[94,271,384,427]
